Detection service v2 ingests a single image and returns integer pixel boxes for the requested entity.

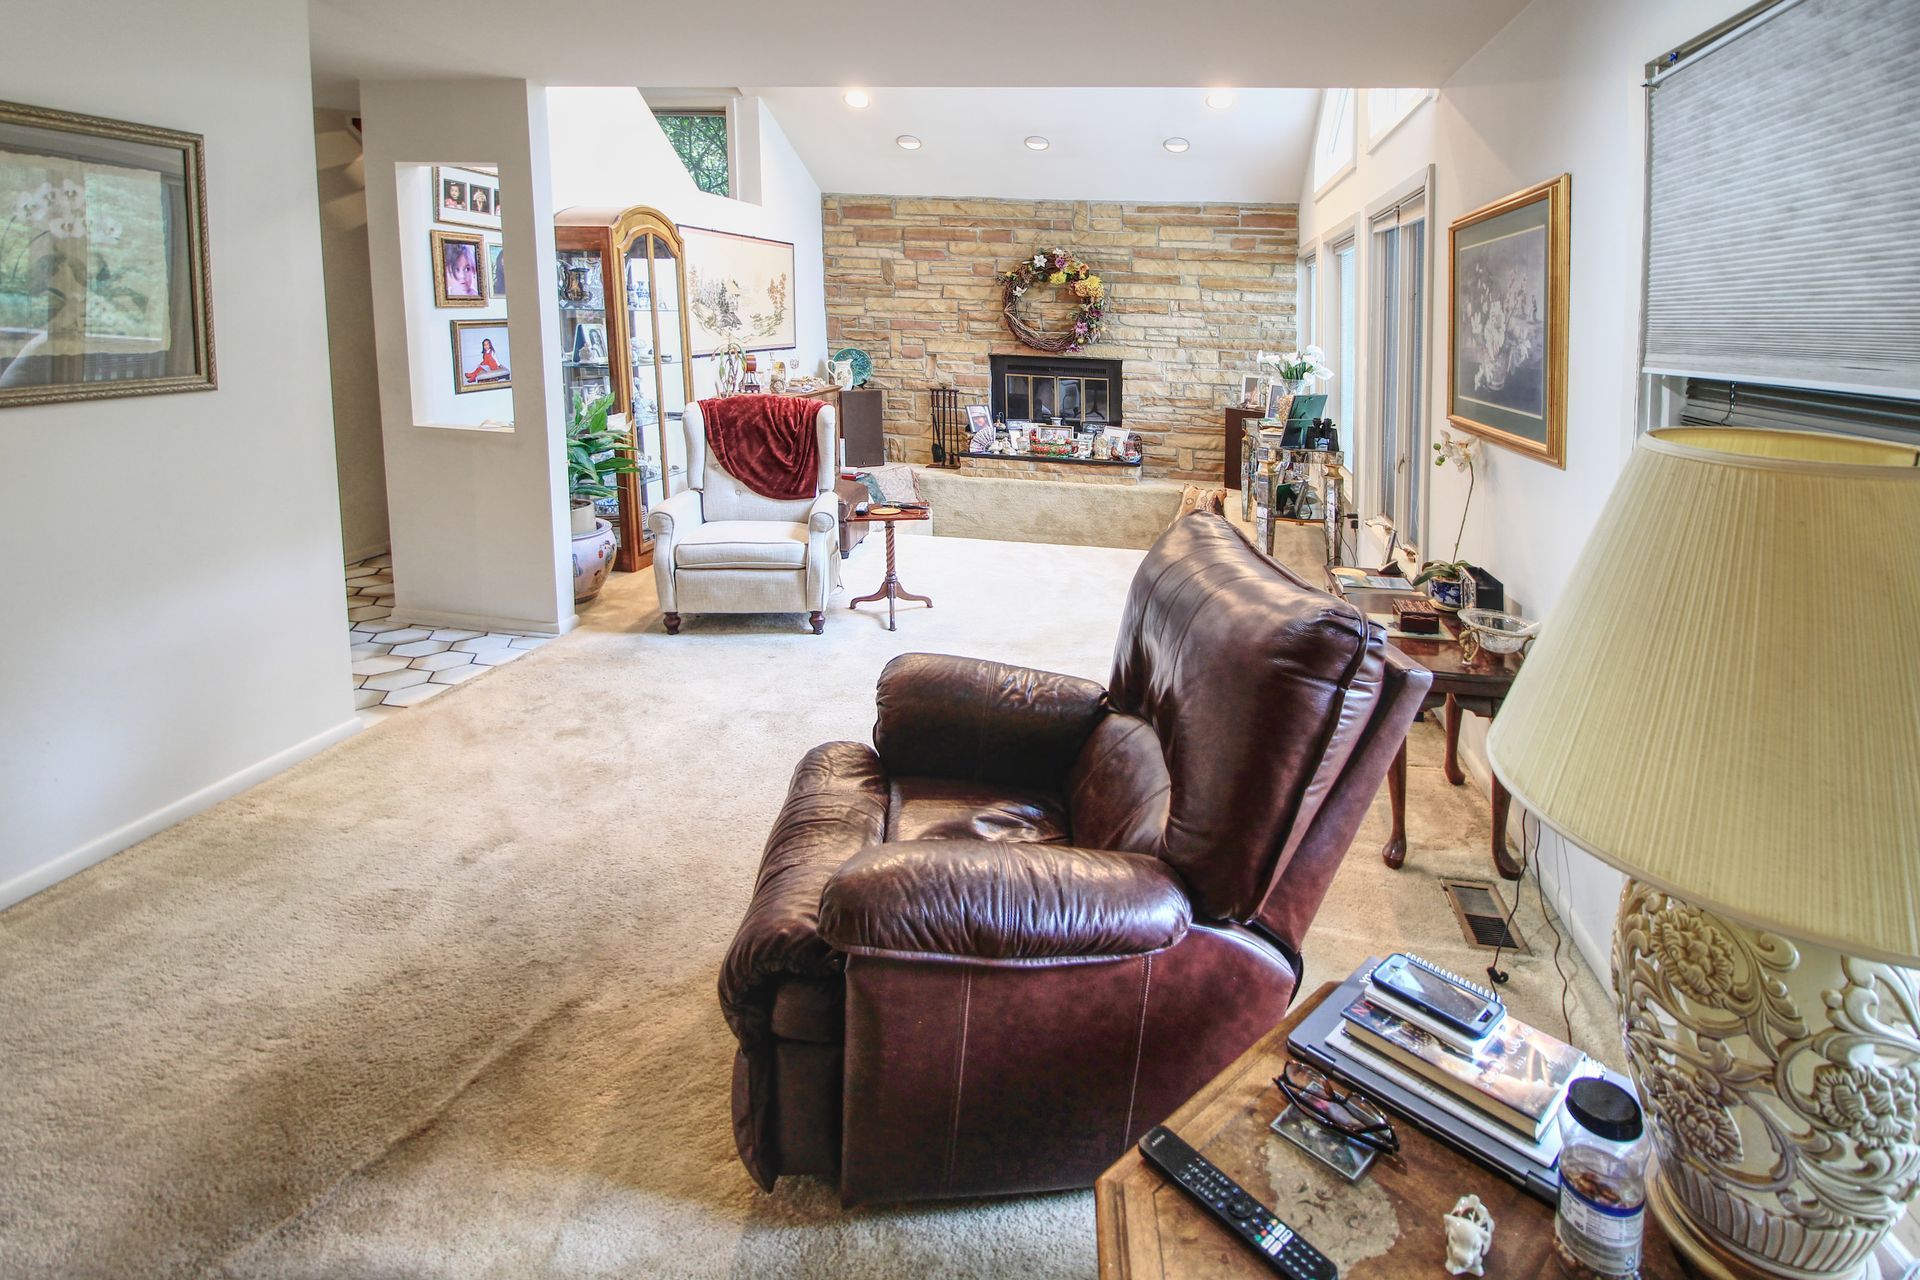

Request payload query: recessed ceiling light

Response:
[1205,90,1235,110]
[1024,136,1050,151]
[896,134,921,150]
[1163,137,1191,153]
[843,89,870,109]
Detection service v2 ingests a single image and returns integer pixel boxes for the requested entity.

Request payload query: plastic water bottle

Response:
[1554,1078,1650,1278]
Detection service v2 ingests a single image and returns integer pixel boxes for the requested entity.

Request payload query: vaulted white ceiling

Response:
[752,88,1319,204]
[308,0,1527,107]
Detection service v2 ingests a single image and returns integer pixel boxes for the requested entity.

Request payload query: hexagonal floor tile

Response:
[429,629,482,642]
[351,656,410,677]
[362,668,431,692]
[348,605,391,622]
[409,650,473,672]
[508,635,551,650]
[428,664,488,685]
[349,642,393,661]
[389,639,450,659]
[470,647,527,667]
[372,628,432,645]
[381,682,447,707]
[451,634,514,653]
[354,688,385,709]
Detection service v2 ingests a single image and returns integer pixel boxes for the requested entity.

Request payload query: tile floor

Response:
[345,555,550,729]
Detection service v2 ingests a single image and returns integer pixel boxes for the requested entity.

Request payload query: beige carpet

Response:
[0,534,1619,1279]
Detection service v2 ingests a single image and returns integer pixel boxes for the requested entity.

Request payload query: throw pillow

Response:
[1175,484,1227,523]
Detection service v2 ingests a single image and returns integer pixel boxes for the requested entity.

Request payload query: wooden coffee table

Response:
[846,507,931,631]
[1095,983,1689,1279]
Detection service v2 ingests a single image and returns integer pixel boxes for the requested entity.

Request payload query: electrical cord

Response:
[1486,809,1575,1044]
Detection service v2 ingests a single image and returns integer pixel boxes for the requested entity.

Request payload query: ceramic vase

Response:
[572,518,616,603]
[1613,879,1920,1279]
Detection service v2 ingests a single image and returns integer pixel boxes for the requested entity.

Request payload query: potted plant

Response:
[567,394,640,602]
[1415,431,1482,612]
[1257,346,1334,400]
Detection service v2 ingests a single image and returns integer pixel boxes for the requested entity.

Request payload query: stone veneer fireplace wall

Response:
[822,195,1299,482]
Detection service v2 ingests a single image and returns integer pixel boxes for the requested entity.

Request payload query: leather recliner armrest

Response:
[873,653,1108,792]
[818,839,1191,965]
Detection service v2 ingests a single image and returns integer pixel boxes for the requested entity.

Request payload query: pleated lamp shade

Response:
[1485,427,1920,966]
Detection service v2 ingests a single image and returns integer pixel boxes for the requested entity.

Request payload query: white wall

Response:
[315,109,390,562]
[0,0,354,907]
[362,79,573,635]
[1299,0,1751,973]
[545,89,829,398]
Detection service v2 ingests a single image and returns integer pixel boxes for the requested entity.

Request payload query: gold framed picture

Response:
[1447,174,1570,468]
[430,229,486,308]
[0,99,216,409]
[450,318,510,395]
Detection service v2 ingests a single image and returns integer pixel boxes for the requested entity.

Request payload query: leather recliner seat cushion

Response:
[674,520,810,569]
[884,777,1071,845]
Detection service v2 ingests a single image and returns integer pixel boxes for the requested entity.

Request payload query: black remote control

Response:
[1138,1125,1338,1279]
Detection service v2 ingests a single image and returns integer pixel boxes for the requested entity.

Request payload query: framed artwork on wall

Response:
[487,241,505,298]
[0,99,215,409]
[1447,173,1570,468]
[430,229,486,307]
[681,225,795,356]
[451,318,510,394]
[432,164,499,231]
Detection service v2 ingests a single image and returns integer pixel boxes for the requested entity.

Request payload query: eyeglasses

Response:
[1275,1061,1400,1154]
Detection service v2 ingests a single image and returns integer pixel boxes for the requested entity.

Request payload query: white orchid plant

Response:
[1417,428,1482,578]
[1258,346,1334,384]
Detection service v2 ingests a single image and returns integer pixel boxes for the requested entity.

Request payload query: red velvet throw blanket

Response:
[701,395,823,500]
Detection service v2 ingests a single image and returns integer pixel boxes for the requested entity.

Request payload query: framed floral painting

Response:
[0,100,215,409]
[682,225,794,356]
[1447,174,1570,468]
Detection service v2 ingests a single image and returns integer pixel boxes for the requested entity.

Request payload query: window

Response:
[655,111,730,196]
[1333,237,1358,455]
[1312,89,1356,195]
[1298,253,1319,350]
[1643,0,1919,407]
[1370,190,1428,540]
[1366,89,1433,149]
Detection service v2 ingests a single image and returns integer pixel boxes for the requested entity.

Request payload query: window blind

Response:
[1680,378,1920,448]
[1643,0,1920,399]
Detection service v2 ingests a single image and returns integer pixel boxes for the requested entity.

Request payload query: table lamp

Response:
[1485,427,1920,1280]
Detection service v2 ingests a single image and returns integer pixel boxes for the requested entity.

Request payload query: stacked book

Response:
[1289,958,1614,1202]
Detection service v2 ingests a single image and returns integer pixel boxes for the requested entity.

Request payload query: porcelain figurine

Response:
[1443,1195,1494,1276]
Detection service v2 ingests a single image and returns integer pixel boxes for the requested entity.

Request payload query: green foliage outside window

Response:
[656,112,730,197]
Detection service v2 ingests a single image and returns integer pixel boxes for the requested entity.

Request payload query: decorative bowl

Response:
[1457,608,1539,654]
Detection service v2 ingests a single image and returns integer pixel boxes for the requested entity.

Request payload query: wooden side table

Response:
[1096,983,1689,1279]
[1324,573,1527,880]
[845,508,931,631]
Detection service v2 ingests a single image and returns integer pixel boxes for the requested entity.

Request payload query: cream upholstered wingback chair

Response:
[646,403,840,634]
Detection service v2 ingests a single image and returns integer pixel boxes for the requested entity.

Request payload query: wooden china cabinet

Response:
[552,205,696,572]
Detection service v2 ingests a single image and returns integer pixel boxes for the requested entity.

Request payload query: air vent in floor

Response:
[1440,878,1527,953]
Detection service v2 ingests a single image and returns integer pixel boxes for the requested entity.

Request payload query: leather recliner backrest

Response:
[1092,514,1385,923]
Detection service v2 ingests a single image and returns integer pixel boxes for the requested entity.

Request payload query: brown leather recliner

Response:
[718,513,1432,1205]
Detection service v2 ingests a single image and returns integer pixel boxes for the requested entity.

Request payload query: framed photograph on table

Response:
[430,229,486,307]
[682,225,795,356]
[450,318,511,394]
[1447,173,1569,468]
[0,99,215,409]
[432,164,499,230]
[1239,374,1263,408]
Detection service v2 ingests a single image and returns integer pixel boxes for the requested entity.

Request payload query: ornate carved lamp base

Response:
[1614,881,1920,1280]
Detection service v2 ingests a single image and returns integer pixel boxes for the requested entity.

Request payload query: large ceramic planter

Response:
[572,518,616,603]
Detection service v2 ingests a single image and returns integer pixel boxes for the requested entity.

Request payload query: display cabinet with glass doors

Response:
[552,205,695,572]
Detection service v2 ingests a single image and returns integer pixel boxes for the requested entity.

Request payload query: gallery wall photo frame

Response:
[450,317,511,395]
[680,224,795,357]
[0,98,215,410]
[432,164,500,231]
[1447,173,1570,469]
[429,229,487,308]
